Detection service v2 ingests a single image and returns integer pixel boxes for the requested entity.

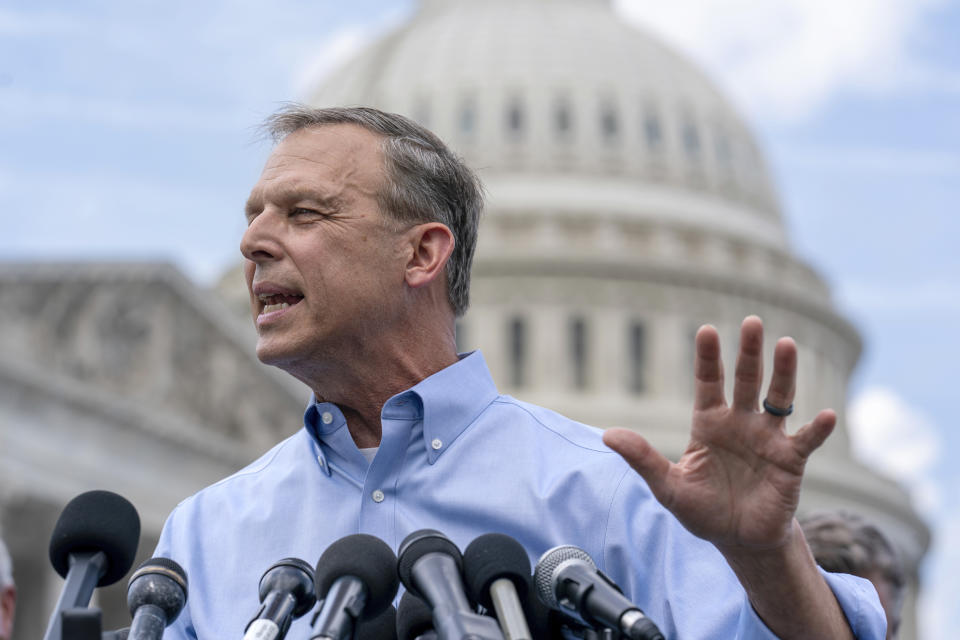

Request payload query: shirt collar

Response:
[303,350,499,466]
[406,350,499,463]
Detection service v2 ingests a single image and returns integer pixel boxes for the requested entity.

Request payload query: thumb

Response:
[603,428,673,502]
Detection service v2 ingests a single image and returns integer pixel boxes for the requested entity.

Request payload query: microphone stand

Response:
[61,608,130,640]
[563,620,617,640]
[61,608,101,640]
[44,551,107,640]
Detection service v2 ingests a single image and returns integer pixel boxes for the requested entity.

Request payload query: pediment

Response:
[0,262,308,452]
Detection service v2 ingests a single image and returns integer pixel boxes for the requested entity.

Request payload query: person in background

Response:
[0,537,15,640]
[801,511,905,639]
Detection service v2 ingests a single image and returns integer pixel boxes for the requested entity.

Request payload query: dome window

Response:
[506,97,525,138]
[628,321,647,393]
[508,315,527,387]
[554,98,573,136]
[601,103,619,143]
[643,108,663,152]
[715,131,733,176]
[570,316,589,390]
[459,98,476,135]
[682,116,701,161]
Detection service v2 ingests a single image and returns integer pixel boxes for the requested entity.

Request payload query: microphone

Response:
[463,533,532,640]
[356,604,398,640]
[397,529,504,640]
[533,546,664,640]
[44,490,141,640]
[521,579,564,640]
[244,557,317,640]
[126,557,188,640]
[310,534,399,640]
[396,591,436,640]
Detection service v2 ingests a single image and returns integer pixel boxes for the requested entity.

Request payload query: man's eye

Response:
[291,207,326,218]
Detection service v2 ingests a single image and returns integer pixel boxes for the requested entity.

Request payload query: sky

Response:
[2,0,958,636]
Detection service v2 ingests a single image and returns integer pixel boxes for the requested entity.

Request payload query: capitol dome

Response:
[312,0,785,247]
[307,0,845,439]
[301,1,930,634]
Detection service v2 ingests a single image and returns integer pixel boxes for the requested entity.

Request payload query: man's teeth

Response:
[262,302,290,314]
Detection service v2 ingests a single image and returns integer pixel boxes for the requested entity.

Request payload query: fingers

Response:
[732,316,764,411]
[693,325,725,411]
[765,337,798,414]
[603,428,672,501]
[792,409,836,457]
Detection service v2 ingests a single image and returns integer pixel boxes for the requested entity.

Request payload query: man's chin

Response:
[254,341,294,368]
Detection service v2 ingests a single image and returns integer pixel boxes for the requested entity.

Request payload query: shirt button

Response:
[431,438,443,450]
[371,490,385,503]
[321,411,334,425]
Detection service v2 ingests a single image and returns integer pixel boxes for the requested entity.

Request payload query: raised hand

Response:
[603,315,836,553]
[603,316,859,638]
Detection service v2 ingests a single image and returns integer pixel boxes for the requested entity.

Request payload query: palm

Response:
[604,316,836,553]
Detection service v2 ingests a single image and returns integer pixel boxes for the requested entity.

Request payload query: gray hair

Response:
[0,538,12,589]
[262,104,485,317]
[800,511,904,585]
[800,510,904,624]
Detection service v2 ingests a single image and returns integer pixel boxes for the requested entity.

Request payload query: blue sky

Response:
[2,0,958,635]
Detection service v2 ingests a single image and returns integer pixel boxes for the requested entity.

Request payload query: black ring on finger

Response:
[763,398,794,417]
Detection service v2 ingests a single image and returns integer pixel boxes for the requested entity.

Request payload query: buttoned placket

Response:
[356,394,422,543]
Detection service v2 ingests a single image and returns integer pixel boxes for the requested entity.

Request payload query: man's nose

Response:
[240,211,283,263]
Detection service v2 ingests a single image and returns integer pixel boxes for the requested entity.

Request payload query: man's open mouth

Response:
[258,293,304,313]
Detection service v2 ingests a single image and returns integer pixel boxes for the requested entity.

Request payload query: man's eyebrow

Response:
[244,186,344,219]
[244,193,262,220]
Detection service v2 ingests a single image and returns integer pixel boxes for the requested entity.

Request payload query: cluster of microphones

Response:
[44,490,665,640]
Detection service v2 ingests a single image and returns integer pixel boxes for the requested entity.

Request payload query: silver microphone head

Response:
[533,545,596,609]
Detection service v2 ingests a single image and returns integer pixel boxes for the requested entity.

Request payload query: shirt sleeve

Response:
[733,569,886,639]
[153,505,199,640]
[601,466,888,639]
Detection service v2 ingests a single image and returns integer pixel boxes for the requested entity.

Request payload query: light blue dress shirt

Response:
[155,351,885,639]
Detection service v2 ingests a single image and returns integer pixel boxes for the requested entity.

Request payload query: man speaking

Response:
[155,105,885,638]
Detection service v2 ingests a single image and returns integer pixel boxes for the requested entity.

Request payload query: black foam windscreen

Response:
[259,557,316,617]
[313,534,399,618]
[462,533,531,610]
[396,591,434,640]
[356,604,398,640]
[396,529,463,599]
[48,490,141,586]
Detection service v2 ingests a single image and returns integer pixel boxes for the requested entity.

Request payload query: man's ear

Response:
[404,222,455,289]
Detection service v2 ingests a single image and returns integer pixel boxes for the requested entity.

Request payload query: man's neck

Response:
[308,342,458,448]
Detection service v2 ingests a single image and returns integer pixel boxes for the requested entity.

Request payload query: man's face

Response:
[866,572,902,640]
[0,585,14,640]
[241,124,409,375]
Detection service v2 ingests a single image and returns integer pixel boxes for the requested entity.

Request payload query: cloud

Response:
[614,0,950,122]
[837,280,960,315]
[289,7,410,99]
[847,387,942,514]
[784,147,960,177]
